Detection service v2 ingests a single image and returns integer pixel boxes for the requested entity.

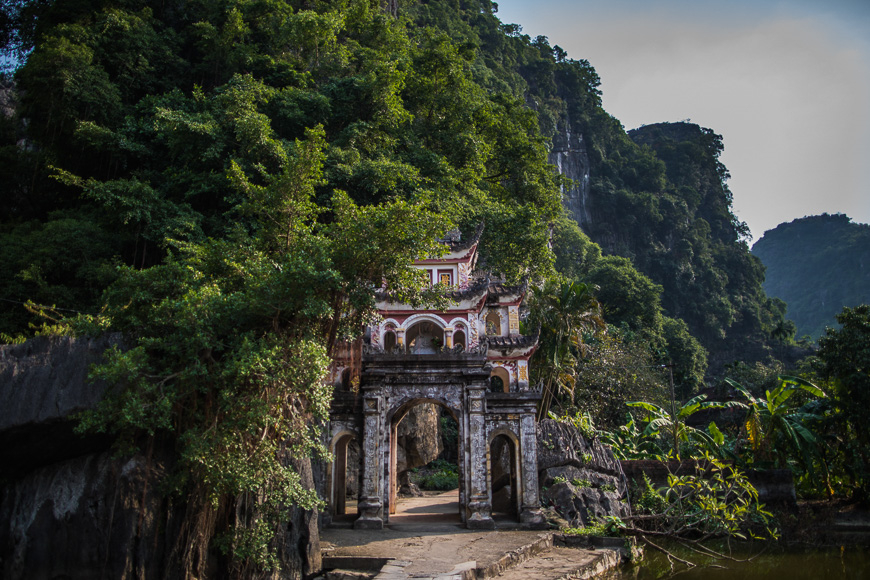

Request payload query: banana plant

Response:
[724,375,826,473]
[627,395,745,460]
[599,411,667,460]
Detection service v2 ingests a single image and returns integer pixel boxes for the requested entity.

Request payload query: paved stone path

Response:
[320,491,624,580]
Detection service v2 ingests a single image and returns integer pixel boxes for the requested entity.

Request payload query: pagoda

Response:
[326,225,545,530]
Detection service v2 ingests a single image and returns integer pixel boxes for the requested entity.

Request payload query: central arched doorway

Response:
[387,398,463,525]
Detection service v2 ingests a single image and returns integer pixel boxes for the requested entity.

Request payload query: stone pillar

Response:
[519,411,545,526]
[355,391,385,529]
[334,439,348,515]
[389,422,398,515]
[468,313,479,348]
[445,328,454,349]
[396,328,406,352]
[465,387,494,529]
[517,359,530,391]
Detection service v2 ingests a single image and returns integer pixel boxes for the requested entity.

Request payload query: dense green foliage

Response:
[811,305,870,499]
[0,0,568,339]
[752,214,870,339]
[618,123,791,370]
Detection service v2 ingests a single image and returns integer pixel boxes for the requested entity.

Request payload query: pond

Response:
[608,542,870,579]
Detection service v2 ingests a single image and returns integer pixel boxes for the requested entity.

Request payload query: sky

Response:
[494,0,870,241]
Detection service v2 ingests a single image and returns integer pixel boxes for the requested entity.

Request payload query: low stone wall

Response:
[621,460,797,506]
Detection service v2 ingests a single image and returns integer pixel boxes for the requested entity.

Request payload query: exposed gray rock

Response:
[537,419,630,528]
[0,334,121,430]
[395,403,442,474]
[0,449,178,580]
[0,335,122,476]
[549,120,592,229]
[0,335,321,579]
[274,456,322,579]
[345,438,362,498]
[0,77,16,119]
[490,435,512,492]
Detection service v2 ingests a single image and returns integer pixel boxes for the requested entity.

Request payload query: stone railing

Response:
[361,342,488,356]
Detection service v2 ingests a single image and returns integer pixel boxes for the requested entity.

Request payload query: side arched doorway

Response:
[489,432,521,521]
[329,431,359,519]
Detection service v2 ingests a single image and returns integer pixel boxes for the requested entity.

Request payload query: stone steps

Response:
[487,546,622,580]
[320,533,631,580]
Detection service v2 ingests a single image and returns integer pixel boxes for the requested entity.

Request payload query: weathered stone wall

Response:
[0,335,321,579]
[537,420,631,528]
[621,460,797,506]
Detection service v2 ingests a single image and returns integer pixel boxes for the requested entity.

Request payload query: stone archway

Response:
[353,351,495,529]
[335,347,546,530]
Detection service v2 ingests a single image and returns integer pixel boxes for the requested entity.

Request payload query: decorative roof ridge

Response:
[448,274,490,299]
[441,222,484,252]
[484,327,540,348]
[486,276,529,299]
[375,274,490,302]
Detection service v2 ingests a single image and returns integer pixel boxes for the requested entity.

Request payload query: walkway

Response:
[320,491,627,579]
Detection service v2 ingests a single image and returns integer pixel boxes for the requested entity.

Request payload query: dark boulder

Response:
[0,335,122,476]
[537,419,631,528]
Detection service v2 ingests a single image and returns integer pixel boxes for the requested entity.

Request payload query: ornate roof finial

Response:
[444,228,462,242]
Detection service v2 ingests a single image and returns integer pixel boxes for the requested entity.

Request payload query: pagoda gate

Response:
[326,227,545,529]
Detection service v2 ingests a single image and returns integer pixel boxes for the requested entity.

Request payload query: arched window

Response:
[485,311,501,336]
[383,330,397,352]
[406,321,444,354]
[489,367,511,393]
[453,326,467,350]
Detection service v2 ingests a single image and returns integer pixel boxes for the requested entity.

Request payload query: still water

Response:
[609,543,870,579]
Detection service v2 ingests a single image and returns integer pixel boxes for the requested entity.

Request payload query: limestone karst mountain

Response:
[752,214,870,340]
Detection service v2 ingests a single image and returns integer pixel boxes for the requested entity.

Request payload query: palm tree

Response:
[528,278,605,420]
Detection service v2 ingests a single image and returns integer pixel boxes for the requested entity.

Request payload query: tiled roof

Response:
[486,277,529,302]
[485,328,539,349]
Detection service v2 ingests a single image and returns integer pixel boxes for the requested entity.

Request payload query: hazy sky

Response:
[495,0,870,240]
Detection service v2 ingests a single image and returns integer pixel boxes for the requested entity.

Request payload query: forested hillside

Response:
[0,0,792,385]
[752,214,870,339]
[0,0,802,572]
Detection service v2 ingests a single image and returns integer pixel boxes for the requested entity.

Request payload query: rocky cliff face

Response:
[548,121,592,230]
[537,419,630,528]
[0,334,121,477]
[0,336,320,579]
[1,448,181,579]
